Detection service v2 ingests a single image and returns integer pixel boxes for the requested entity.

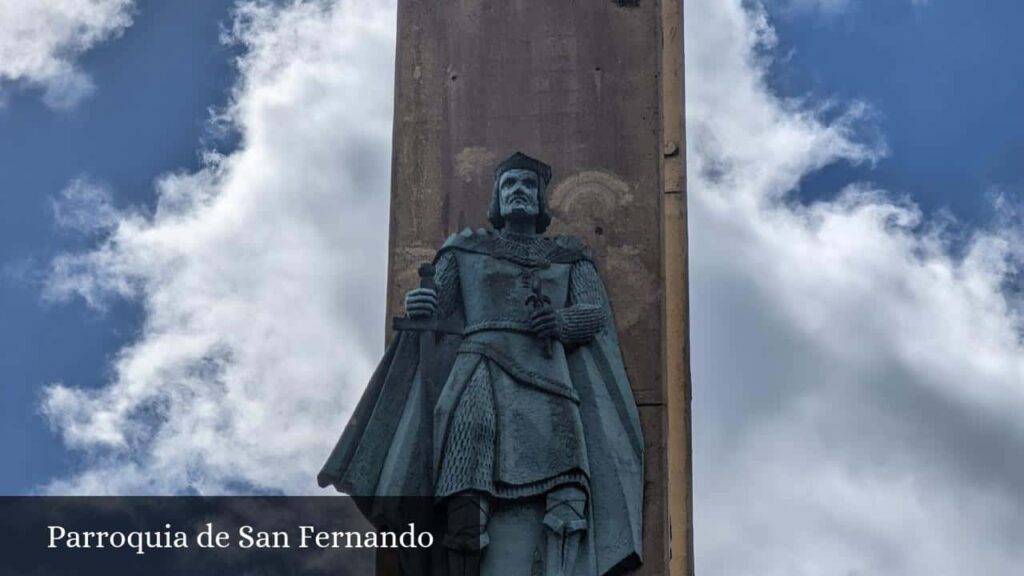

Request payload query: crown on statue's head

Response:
[495,151,552,185]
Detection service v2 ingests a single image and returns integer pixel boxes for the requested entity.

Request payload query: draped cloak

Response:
[318,229,644,576]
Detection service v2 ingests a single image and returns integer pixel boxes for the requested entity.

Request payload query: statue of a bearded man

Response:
[319,152,644,576]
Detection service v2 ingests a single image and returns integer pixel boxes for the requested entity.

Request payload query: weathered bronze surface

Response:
[320,153,645,576]
[329,0,691,573]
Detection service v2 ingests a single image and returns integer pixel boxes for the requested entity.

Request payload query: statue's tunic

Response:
[431,229,608,501]
[317,225,644,575]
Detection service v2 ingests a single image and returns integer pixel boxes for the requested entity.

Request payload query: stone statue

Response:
[318,152,644,576]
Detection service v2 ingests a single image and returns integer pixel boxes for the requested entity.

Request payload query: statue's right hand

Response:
[405,287,438,319]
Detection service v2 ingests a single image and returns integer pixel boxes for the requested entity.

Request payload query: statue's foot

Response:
[542,485,587,576]
[543,519,584,576]
[445,492,490,576]
[447,548,482,576]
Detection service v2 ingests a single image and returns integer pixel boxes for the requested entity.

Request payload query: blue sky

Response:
[1,1,1022,574]
[0,0,238,493]
[770,0,1024,221]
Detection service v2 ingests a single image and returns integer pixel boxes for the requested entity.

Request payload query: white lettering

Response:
[238,526,289,549]
[298,525,315,548]
[48,526,66,548]
[197,523,230,549]
[238,525,254,548]
[45,525,188,554]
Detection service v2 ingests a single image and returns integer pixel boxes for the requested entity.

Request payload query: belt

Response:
[462,320,533,336]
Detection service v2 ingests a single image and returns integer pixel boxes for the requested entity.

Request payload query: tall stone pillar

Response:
[384,1,691,574]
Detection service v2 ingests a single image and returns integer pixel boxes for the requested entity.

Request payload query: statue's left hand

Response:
[530,306,558,339]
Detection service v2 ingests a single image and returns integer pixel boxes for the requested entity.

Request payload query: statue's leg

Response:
[445,491,491,576]
[543,485,587,576]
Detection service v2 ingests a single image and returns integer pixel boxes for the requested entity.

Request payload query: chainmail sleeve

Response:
[555,259,609,345]
[433,250,461,318]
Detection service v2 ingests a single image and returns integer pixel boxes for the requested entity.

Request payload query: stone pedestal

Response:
[384,1,691,574]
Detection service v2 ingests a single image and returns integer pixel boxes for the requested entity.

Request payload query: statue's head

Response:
[488,151,553,233]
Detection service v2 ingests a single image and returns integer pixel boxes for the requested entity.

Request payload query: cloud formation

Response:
[782,0,930,15]
[0,0,135,108]
[42,0,396,494]
[686,1,1024,575]
[38,0,1024,574]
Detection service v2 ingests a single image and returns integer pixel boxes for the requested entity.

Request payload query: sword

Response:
[525,274,553,359]
[392,263,460,478]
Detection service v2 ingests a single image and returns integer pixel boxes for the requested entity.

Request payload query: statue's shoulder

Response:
[436,229,593,264]
[544,234,594,263]
[438,227,495,257]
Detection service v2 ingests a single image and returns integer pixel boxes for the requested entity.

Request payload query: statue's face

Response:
[497,168,540,221]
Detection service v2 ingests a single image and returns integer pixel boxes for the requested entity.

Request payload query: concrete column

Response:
[384,1,691,574]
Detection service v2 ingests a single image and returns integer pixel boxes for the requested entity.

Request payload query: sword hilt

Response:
[526,275,551,307]
[527,275,553,358]
[392,261,462,334]
[418,262,435,291]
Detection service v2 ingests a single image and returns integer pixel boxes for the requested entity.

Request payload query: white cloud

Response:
[0,0,135,108]
[686,1,1024,575]
[41,0,396,494]
[37,0,1024,574]
[51,177,120,235]
[784,0,852,14]
[781,0,930,15]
